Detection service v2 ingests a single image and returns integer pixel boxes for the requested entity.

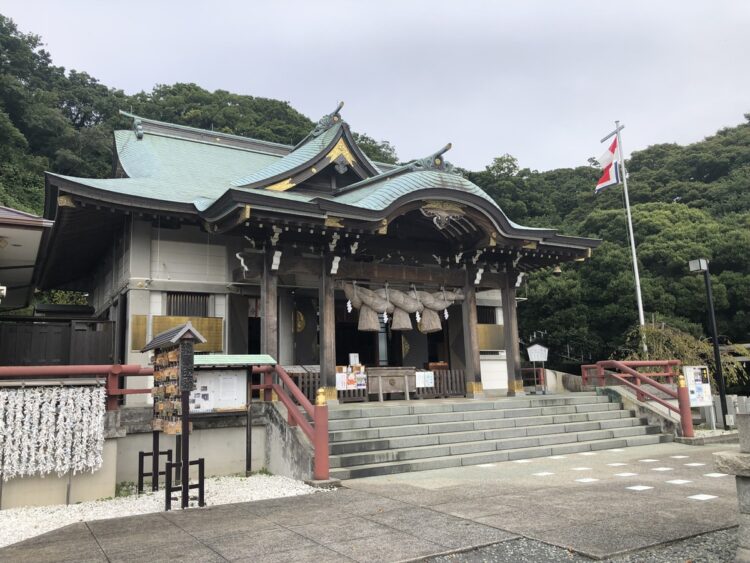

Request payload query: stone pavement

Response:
[0,442,739,562]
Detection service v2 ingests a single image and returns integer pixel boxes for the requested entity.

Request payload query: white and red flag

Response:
[595,137,621,194]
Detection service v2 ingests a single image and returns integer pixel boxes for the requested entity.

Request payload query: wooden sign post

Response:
[141,322,207,510]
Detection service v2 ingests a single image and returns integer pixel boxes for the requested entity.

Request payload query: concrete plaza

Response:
[0,441,738,562]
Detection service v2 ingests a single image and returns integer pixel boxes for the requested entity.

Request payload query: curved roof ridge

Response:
[118,110,295,154]
[231,122,343,187]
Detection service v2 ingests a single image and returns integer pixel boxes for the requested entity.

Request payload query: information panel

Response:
[684,365,712,407]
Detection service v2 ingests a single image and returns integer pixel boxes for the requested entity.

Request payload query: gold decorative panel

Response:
[152,316,224,352]
[130,315,148,351]
[477,325,504,351]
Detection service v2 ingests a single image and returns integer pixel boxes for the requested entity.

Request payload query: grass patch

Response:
[115,481,137,498]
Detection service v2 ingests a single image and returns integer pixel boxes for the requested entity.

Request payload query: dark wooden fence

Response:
[0,320,114,366]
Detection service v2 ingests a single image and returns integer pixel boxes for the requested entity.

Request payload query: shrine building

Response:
[34,103,599,403]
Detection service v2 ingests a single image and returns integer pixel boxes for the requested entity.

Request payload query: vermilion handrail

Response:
[581,359,693,437]
[0,364,153,411]
[252,364,329,480]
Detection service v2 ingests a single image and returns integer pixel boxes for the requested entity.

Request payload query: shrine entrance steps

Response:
[327,392,670,480]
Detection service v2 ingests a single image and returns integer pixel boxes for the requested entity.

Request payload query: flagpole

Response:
[601,122,647,353]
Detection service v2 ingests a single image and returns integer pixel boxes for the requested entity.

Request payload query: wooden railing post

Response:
[313,388,330,481]
[263,371,273,402]
[677,375,695,438]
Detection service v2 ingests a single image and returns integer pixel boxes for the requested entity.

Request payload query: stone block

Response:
[378,425,428,438]
[438,430,486,444]
[538,433,577,446]
[472,418,516,431]
[461,450,509,465]
[496,436,539,450]
[368,415,416,428]
[507,447,551,460]
[715,451,750,477]
[329,429,380,442]
[328,418,371,431]
[418,412,462,424]
[483,427,527,440]
[428,421,475,434]
[737,477,750,513]
[738,414,750,453]
[397,445,451,461]
[504,407,543,419]
[551,442,590,455]
[450,441,496,455]
[462,410,507,421]
[515,415,554,427]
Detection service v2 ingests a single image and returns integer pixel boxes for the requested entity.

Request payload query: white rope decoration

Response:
[0,386,106,481]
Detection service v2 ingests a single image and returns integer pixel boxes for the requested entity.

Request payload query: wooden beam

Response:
[260,254,278,363]
[461,272,483,398]
[319,255,337,402]
[501,273,523,396]
[335,261,465,287]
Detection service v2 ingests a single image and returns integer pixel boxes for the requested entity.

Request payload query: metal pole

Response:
[152,430,159,492]
[251,368,253,475]
[704,266,729,429]
[615,123,646,332]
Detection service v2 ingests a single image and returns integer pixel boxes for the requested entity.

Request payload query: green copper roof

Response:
[194,354,276,367]
[231,124,342,187]
[335,168,497,210]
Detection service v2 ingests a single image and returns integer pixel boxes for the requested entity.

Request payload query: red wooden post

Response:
[313,388,330,481]
[264,371,273,402]
[677,375,694,438]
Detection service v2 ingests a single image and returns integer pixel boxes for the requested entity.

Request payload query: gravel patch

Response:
[427,528,738,562]
[0,474,324,548]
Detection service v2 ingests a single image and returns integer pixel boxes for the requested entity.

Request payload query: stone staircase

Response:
[328,392,670,480]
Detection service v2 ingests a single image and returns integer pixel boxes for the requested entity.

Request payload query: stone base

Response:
[675,433,738,446]
[714,451,750,477]
[304,478,342,488]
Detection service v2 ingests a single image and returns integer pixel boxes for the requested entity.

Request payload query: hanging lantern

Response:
[346,299,352,313]
[415,310,421,323]
[444,309,449,320]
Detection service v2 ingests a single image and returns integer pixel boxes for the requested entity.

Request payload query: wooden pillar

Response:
[462,274,484,399]
[319,256,338,403]
[501,272,523,396]
[260,254,278,362]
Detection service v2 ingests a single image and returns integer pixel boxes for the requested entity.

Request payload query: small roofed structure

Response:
[0,205,52,310]
[141,321,207,353]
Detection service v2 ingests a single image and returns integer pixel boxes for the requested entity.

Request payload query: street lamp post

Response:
[689,258,729,430]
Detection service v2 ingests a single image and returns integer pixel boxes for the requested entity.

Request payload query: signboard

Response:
[527,344,549,363]
[684,365,712,407]
[416,371,435,388]
[336,369,367,390]
[189,369,246,413]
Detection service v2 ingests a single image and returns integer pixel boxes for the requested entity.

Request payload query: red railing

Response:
[580,360,693,437]
[252,365,329,481]
[521,367,545,389]
[0,364,153,411]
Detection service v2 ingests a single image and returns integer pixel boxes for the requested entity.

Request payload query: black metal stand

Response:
[137,431,173,494]
[165,458,205,511]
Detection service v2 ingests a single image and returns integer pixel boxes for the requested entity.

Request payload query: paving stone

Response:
[203,526,318,560]
[233,544,352,563]
[288,514,393,545]
[326,529,443,563]
[367,506,518,548]
[0,524,105,563]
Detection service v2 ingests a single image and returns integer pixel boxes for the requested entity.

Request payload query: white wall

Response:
[150,225,227,283]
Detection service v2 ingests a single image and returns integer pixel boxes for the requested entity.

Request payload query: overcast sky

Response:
[4,1,750,171]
